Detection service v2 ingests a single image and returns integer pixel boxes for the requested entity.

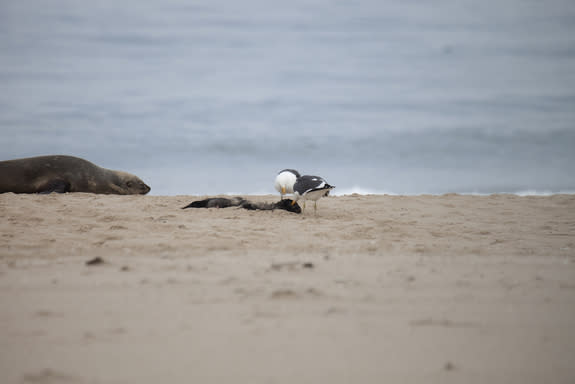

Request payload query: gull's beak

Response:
[291,200,296,206]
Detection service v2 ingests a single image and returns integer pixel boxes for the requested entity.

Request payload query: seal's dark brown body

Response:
[0,155,150,195]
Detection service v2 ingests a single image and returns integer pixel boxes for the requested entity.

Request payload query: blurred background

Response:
[1,0,574,195]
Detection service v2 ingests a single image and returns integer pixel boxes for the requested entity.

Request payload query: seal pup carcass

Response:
[0,155,150,195]
[182,197,301,214]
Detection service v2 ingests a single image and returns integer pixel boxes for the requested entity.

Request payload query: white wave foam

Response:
[154,186,575,197]
[506,190,575,196]
[331,187,575,197]
[331,186,398,196]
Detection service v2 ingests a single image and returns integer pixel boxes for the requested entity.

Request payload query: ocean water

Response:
[1,0,574,195]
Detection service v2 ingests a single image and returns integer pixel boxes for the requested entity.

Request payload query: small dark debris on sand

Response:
[85,257,105,266]
[270,261,315,271]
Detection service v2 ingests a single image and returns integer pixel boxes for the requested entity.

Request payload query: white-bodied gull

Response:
[274,169,301,199]
[292,175,335,214]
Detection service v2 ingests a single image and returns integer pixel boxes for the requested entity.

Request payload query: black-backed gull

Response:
[292,175,335,214]
[274,169,301,199]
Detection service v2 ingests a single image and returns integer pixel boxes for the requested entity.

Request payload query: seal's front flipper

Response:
[38,179,71,194]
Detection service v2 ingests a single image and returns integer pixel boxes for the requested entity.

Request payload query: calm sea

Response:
[1,0,574,195]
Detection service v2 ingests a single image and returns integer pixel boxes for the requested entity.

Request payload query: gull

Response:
[292,175,335,215]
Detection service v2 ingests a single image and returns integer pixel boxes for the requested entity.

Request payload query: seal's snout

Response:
[141,183,151,195]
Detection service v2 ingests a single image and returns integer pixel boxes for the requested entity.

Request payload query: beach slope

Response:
[1,193,574,383]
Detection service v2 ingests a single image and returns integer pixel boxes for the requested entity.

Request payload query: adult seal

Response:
[0,155,151,195]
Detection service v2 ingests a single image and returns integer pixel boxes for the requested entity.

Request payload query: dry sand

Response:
[1,193,574,384]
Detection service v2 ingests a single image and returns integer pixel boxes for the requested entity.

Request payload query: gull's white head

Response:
[274,169,300,197]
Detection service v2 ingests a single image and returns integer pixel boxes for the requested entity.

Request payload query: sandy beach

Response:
[1,193,574,384]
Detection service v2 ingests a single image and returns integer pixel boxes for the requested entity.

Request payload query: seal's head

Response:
[126,177,151,195]
[112,171,151,195]
[274,199,302,214]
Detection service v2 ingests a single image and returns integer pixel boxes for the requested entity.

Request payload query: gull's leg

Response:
[314,201,318,216]
[281,187,286,200]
